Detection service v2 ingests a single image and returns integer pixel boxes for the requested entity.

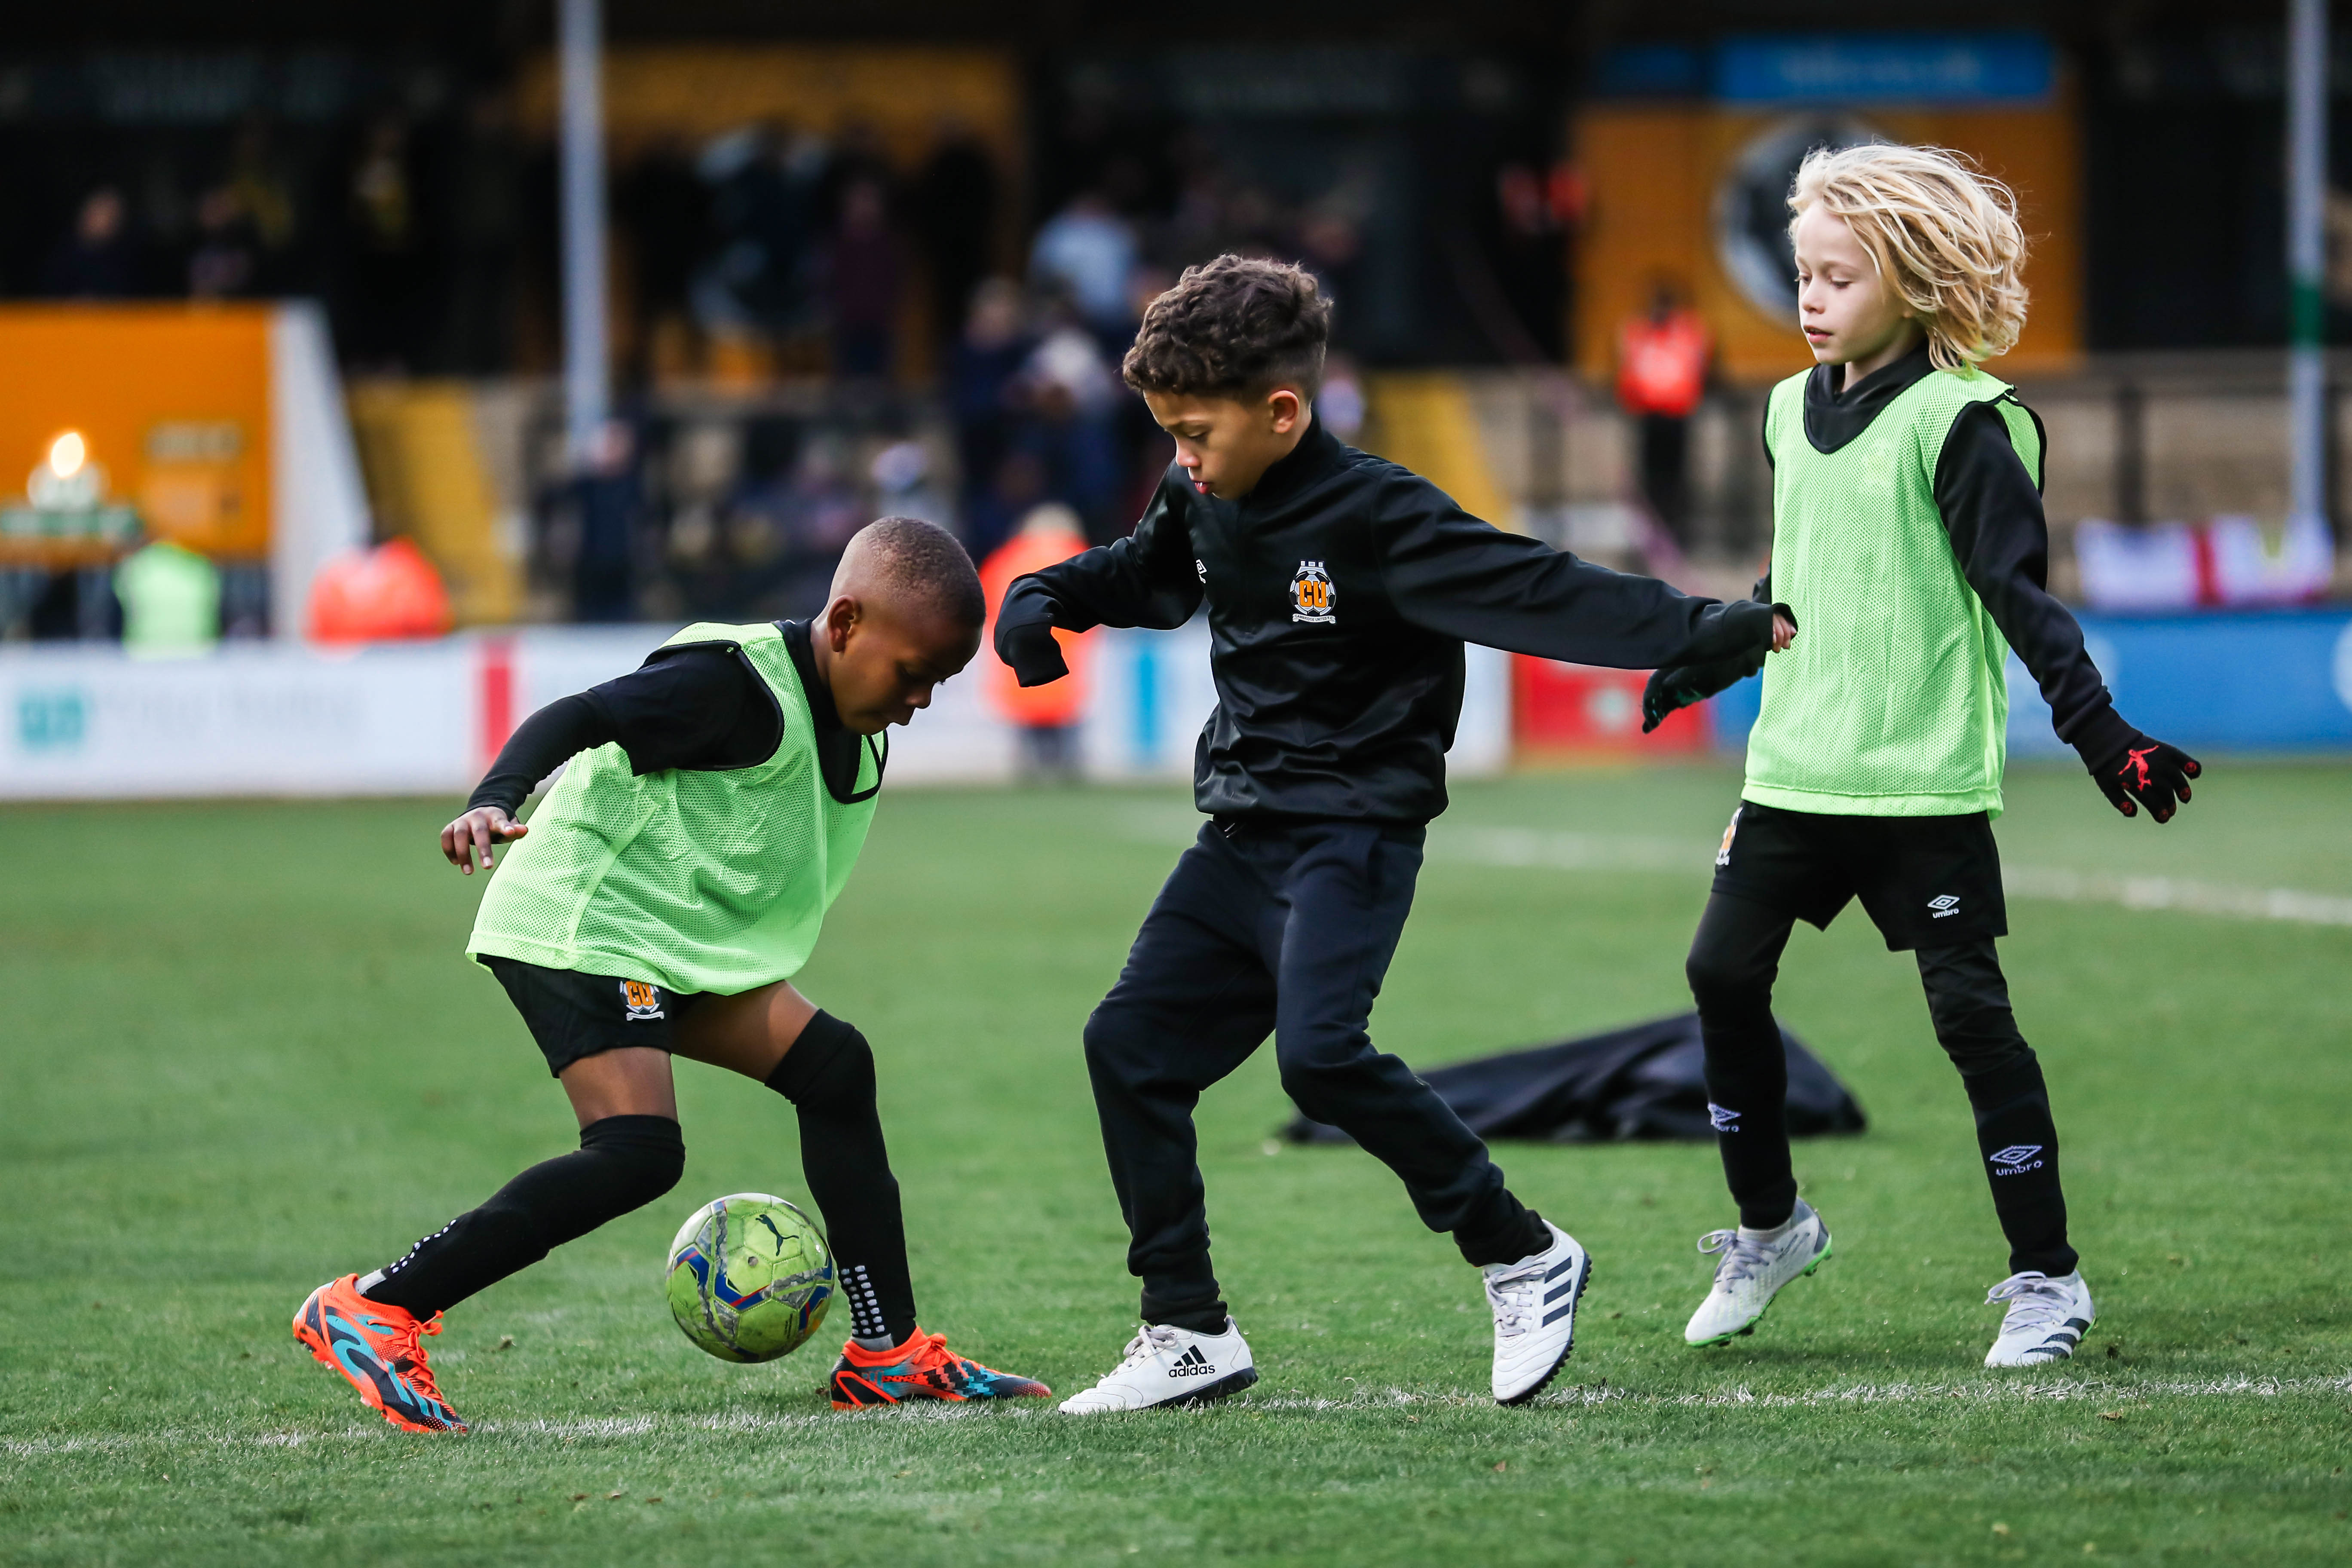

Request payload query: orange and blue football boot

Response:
[292,1275,467,1433]
[827,1329,1051,1411]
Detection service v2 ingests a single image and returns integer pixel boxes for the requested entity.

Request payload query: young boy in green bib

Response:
[294,518,1050,1431]
[1642,145,2201,1368]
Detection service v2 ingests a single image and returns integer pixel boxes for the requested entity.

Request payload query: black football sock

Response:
[1687,894,1801,1229]
[765,1012,919,1349]
[1962,1055,2075,1277]
[361,1114,684,1319]
[1917,942,2076,1279]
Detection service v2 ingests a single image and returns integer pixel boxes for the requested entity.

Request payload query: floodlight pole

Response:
[559,0,610,459]
[2288,0,2328,529]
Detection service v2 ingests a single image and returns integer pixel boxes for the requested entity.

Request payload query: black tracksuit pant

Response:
[1083,818,1543,1329]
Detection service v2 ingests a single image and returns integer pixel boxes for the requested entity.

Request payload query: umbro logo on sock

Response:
[1168,1345,1216,1378]
[1708,1102,1740,1133]
[1989,1144,2045,1174]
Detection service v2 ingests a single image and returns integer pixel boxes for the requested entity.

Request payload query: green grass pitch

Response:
[2,762,2348,1565]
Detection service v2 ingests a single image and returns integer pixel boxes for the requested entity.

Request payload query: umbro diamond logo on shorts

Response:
[1928,894,1960,917]
[1989,1144,2045,1174]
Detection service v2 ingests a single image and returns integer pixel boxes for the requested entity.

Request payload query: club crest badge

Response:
[1290,560,1336,625]
[620,980,666,1021]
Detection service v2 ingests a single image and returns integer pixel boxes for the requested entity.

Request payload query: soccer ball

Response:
[664,1193,833,1363]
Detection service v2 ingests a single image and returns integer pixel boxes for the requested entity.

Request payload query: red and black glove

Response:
[2080,730,2202,823]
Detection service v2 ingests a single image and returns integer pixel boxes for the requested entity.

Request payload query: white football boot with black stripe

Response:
[1482,1221,1592,1406]
[1058,1319,1257,1414]
[1983,1271,2095,1367]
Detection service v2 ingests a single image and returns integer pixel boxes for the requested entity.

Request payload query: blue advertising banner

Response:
[1712,32,2054,106]
[1708,609,2352,756]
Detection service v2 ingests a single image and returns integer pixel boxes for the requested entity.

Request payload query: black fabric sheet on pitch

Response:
[1280,1011,1865,1145]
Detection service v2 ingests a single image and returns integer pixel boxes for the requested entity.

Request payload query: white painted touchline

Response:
[11,1374,2348,1456]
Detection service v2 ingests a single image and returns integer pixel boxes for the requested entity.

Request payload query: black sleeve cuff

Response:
[1681,597,1779,664]
[2065,701,2136,773]
[997,619,1070,687]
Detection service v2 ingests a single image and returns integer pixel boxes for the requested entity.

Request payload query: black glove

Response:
[1642,654,1757,733]
[2079,730,2201,823]
[995,617,1069,688]
[1642,594,1790,734]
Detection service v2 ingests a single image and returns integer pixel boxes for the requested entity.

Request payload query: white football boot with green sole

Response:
[1683,1200,1832,1347]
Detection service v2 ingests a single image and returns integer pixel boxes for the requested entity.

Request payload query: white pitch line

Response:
[1256,1372,2352,1413]
[9,1375,2347,1459]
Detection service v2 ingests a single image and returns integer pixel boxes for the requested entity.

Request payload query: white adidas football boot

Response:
[1683,1200,1833,1347]
[1058,1319,1257,1414]
[1483,1220,1592,1406]
[1983,1271,2095,1367]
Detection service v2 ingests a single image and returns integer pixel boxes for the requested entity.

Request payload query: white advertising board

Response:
[0,625,1510,800]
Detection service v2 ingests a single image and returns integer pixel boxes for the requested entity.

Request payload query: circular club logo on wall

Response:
[1712,116,1884,322]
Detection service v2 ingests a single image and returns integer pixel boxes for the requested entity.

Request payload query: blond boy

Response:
[1643,144,2201,1366]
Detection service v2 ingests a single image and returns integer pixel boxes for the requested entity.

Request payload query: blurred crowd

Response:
[13,104,531,376]
[5,93,1442,633]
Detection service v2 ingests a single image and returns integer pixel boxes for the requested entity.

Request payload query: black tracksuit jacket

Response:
[995,418,1779,823]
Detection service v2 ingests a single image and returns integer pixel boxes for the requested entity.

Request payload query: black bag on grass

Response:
[1282,1011,1865,1145]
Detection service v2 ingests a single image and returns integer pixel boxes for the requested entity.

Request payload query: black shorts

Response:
[1709,799,2008,952]
[480,956,707,1078]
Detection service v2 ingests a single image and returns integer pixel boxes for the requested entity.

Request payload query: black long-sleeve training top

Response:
[995,417,1779,823]
[467,619,874,815]
[1777,343,2132,763]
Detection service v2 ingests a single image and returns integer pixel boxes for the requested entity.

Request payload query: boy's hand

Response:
[2082,732,2202,823]
[1771,611,1797,652]
[442,807,527,874]
[995,619,1071,688]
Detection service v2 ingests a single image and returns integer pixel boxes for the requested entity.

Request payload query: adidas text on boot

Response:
[1058,1319,1257,1414]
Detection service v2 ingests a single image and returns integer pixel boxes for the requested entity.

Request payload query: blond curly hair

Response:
[1788,143,2029,374]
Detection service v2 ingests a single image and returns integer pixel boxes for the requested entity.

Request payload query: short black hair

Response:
[1121,254,1331,401]
[852,515,986,628]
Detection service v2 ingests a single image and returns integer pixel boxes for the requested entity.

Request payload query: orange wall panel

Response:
[0,305,273,558]
[1575,95,2082,384]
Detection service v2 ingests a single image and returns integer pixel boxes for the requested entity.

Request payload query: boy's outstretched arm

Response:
[444,648,760,871]
[1373,472,1786,670]
[995,474,1204,687]
[1937,402,2199,822]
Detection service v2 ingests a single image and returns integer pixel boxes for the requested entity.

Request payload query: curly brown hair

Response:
[1121,254,1331,400]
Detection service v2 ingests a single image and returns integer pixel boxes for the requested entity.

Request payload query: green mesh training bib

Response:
[1744,365,2041,818]
[467,622,881,995]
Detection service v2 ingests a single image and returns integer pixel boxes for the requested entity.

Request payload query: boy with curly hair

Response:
[1642,144,2202,1367]
[997,254,1793,1410]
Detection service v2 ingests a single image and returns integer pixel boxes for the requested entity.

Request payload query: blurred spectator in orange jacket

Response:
[980,503,1092,781]
[1616,280,1710,548]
